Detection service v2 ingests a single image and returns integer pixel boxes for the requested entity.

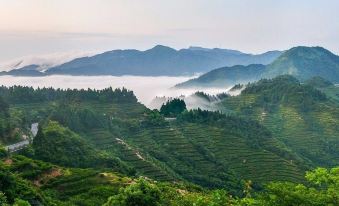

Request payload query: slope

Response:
[263,46,339,82]
[177,46,339,88]
[219,75,339,167]
[0,86,309,192]
[44,45,281,76]
[176,64,265,88]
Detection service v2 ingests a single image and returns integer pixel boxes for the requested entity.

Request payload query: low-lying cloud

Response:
[0,51,97,72]
[0,75,230,108]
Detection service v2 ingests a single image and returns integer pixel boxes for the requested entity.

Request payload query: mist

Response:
[0,75,230,108]
[0,51,97,72]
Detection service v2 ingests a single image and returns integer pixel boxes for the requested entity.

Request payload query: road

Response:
[5,123,39,153]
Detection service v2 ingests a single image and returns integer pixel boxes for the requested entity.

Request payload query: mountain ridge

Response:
[0,45,282,76]
[177,46,339,88]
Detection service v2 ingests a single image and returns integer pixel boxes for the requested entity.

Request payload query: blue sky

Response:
[0,0,338,61]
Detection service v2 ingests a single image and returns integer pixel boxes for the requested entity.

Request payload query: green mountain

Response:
[0,86,310,193]
[263,46,339,82]
[304,76,339,103]
[0,84,338,205]
[32,121,132,174]
[1,151,336,206]
[218,75,339,167]
[177,46,339,88]
[176,64,265,88]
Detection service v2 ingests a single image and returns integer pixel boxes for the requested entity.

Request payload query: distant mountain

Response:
[263,46,339,82]
[42,45,281,76]
[176,64,265,88]
[0,64,45,76]
[177,46,339,88]
[0,51,93,74]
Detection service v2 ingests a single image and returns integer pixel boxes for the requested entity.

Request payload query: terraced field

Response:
[219,84,339,168]
[173,123,305,183]
[59,100,306,189]
[4,86,320,191]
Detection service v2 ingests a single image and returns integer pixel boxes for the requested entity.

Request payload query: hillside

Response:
[19,45,280,76]
[0,86,310,193]
[218,75,339,167]
[177,46,339,88]
[0,85,338,205]
[176,64,265,88]
[1,151,336,206]
[306,77,339,102]
[263,46,339,82]
[0,65,45,76]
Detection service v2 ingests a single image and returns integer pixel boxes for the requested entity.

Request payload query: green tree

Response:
[240,167,339,206]
[13,199,31,206]
[103,178,161,206]
[160,99,186,117]
[0,191,9,206]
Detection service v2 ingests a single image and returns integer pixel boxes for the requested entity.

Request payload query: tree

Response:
[0,192,9,206]
[13,199,31,206]
[160,99,186,117]
[240,167,339,206]
[103,178,161,206]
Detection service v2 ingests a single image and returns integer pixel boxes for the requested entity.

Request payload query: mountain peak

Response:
[188,46,212,51]
[283,46,333,57]
[148,45,177,52]
[263,46,339,82]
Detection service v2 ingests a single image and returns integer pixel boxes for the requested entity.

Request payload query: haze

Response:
[1,0,338,62]
[0,75,228,107]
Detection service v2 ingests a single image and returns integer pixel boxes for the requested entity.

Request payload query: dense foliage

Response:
[193,91,229,102]
[0,86,137,104]
[1,153,338,206]
[0,97,10,140]
[242,75,327,111]
[305,76,334,88]
[160,99,187,117]
[0,84,338,205]
[0,85,313,193]
[220,75,339,167]
[32,121,132,174]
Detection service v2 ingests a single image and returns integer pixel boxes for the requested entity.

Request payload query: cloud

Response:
[0,51,97,72]
[0,75,229,107]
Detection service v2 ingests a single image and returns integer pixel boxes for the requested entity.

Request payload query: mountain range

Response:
[0,45,282,76]
[177,46,339,88]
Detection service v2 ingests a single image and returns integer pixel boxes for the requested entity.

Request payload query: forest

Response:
[0,75,338,205]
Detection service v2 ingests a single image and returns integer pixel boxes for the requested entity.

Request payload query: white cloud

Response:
[0,51,97,72]
[0,75,228,107]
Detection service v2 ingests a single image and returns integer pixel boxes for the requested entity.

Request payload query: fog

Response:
[0,75,229,108]
[0,51,97,72]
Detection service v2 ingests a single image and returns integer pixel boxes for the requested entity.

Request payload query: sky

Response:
[0,0,338,62]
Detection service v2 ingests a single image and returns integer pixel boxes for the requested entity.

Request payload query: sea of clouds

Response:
[0,75,230,108]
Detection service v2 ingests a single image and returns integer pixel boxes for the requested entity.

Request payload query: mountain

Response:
[41,45,281,76]
[263,46,339,82]
[0,51,94,74]
[0,84,338,205]
[177,46,339,88]
[1,150,336,206]
[218,75,339,167]
[0,64,46,76]
[176,64,265,88]
[0,85,312,193]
